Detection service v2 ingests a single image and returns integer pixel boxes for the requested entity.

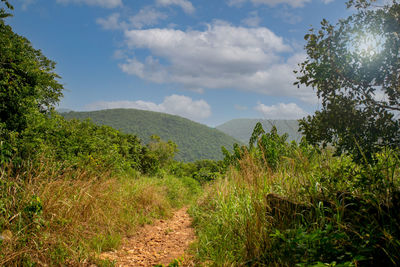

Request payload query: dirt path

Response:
[99,207,195,266]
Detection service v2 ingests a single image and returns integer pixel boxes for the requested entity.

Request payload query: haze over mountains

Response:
[61,109,239,162]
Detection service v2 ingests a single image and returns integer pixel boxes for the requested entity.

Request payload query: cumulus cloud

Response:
[119,22,316,103]
[85,94,211,121]
[275,9,302,24]
[97,7,168,30]
[56,0,122,8]
[128,7,168,29]
[156,0,195,14]
[255,102,308,119]
[97,13,122,30]
[241,11,261,27]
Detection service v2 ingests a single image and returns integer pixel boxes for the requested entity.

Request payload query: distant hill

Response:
[62,109,240,162]
[57,108,73,113]
[216,119,302,144]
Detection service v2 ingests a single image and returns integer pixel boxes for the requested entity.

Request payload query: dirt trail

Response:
[99,207,195,266]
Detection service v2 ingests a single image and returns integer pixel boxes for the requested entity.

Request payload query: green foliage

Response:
[295,0,400,161]
[169,159,225,184]
[268,225,355,265]
[140,135,178,175]
[191,159,223,184]
[5,113,145,173]
[0,1,12,19]
[0,11,63,133]
[223,122,318,170]
[0,109,184,176]
[192,123,400,266]
[62,109,239,161]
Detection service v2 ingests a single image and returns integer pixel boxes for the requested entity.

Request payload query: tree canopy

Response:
[296,0,400,161]
[0,1,63,132]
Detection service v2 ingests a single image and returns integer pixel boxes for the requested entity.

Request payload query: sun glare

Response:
[351,32,384,58]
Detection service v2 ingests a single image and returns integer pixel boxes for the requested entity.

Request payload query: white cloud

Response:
[97,13,122,30]
[97,8,168,30]
[255,102,308,119]
[156,0,195,14]
[85,94,211,121]
[119,22,316,103]
[241,11,261,27]
[275,9,302,24]
[56,0,122,8]
[128,7,168,29]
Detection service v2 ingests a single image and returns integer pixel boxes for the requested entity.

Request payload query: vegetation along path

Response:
[99,207,195,266]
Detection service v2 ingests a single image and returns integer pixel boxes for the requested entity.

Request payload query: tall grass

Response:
[0,158,201,266]
[191,147,400,266]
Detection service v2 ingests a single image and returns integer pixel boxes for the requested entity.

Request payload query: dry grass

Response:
[0,159,198,266]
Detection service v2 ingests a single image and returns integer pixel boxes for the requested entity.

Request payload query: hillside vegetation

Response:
[216,118,301,144]
[62,109,239,162]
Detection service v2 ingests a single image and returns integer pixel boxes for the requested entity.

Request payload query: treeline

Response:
[2,112,175,175]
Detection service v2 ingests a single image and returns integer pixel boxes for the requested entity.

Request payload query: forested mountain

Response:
[62,109,239,161]
[216,119,302,144]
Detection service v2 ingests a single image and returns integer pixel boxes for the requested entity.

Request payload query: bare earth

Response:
[99,207,195,266]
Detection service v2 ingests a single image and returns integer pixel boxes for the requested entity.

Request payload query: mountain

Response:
[216,119,302,144]
[62,109,240,162]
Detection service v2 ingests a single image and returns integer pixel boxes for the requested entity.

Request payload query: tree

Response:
[295,0,400,161]
[0,1,63,132]
[0,0,12,19]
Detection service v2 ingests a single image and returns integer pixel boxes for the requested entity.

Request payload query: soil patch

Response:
[99,207,195,266]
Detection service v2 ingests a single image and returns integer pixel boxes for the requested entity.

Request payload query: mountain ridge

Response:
[61,108,240,162]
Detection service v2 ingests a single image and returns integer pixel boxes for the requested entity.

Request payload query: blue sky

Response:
[8,0,351,126]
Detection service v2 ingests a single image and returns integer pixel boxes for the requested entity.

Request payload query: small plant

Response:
[153,256,184,267]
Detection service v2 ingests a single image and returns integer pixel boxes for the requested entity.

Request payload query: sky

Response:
[7,0,352,126]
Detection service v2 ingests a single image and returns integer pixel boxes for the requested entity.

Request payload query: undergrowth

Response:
[191,125,400,266]
[0,158,201,266]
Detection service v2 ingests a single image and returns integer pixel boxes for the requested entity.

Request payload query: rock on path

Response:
[99,207,195,266]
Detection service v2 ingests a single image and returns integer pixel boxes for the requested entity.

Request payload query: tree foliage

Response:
[295,0,400,161]
[0,0,13,19]
[0,2,63,132]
